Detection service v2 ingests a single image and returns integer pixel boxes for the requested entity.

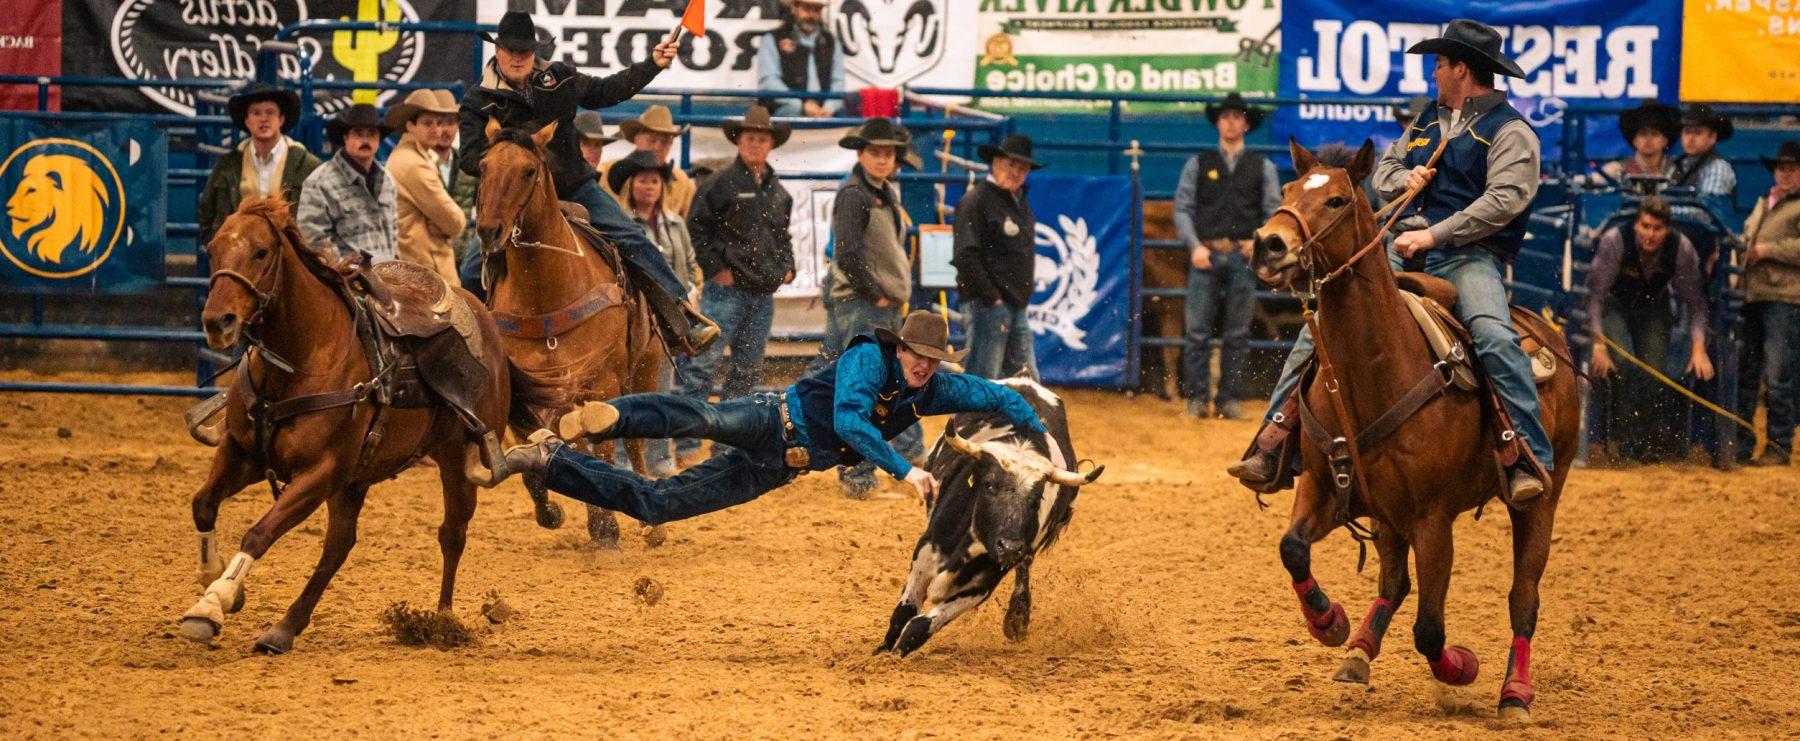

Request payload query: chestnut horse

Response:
[1250,141,1578,722]
[178,199,552,653]
[475,119,666,548]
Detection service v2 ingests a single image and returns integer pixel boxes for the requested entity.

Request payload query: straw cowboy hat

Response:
[383,88,459,129]
[875,311,969,362]
[977,133,1044,170]
[325,103,391,144]
[573,110,616,145]
[1681,103,1735,141]
[1762,140,1800,171]
[606,149,675,196]
[1617,99,1681,144]
[1204,92,1266,132]
[617,105,690,140]
[227,82,300,133]
[482,11,540,53]
[723,105,793,148]
[1406,19,1526,78]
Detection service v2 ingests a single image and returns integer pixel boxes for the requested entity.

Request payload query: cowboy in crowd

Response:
[1175,92,1281,421]
[757,0,845,119]
[1674,104,1737,203]
[1737,139,1800,467]
[1604,100,1682,185]
[601,105,698,217]
[297,104,398,263]
[385,89,468,281]
[954,133,1042,381]
[198,83,321,243]
[458,11,718,355]
[573,110,617,171]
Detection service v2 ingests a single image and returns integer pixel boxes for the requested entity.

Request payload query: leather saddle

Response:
[1393,271,1561,390]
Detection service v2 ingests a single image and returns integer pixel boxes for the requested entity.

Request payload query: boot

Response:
[1507,467,1546,502]
[557,401,621,443]
[496,430,563,483]
[1227,395,1299,492]
[680,299,720,355]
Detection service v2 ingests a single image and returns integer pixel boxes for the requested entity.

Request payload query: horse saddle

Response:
[1394,271,1560,391]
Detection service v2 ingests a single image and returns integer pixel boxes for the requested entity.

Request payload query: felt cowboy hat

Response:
[977,133,1044,170]
[875,310,969,363]
[1204,92,1266,132]
[1681,103,1735,141]
[1405,19,1525,78]
[723,105,793,148]
[606,149,675,196]
[842,118,923,169]
[617,105,690,140]
[383,88,459,130]
[1617,99,1681,145]
[325,103,391,144]
[482,11,540,53]
[573,110,616,145]
[227,82,301,133]
[1762,140,1800,170]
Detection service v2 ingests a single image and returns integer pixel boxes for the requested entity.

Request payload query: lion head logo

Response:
[7,154,111,265]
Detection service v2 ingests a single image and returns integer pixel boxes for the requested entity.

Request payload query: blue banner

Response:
[0,120,166,293]
[1018,174,1136,387]
[1278,1,1683,168]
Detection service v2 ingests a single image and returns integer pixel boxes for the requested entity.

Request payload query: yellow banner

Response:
[1682,0,1800,102]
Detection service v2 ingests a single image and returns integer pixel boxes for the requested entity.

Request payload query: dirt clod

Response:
[632,577,663,606]
[380,602,474,649]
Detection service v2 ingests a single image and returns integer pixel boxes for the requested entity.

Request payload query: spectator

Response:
[1603,100,1681,185]
[954,133,1042,381]
[682,106,796,460]
[297,104,398,262]
[610,149,699,475]
[756,0,844,118]
[198,83,320,243]
[1673,104,1737,202]
[427,89,481,279]
[1174,92,1280,420]
[602,106,698,217]
[573,110,617,170]
[1584,197,1712,462]
[384,89,467,281]
[1737,139,1800,466]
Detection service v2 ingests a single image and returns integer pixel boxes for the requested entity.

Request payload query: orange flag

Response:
[680,0,705,36]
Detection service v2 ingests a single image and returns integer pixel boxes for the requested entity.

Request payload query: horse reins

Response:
[491,143,584,259]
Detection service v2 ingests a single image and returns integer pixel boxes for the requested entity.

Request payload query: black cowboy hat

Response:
[482,11,540,53]
[875,310,969,363]
[325,103,391,145]
[1406,19,1525,78]
[840,117,910,150]
[1762,140,1800,170]
[977,133,1044,170]
[227,82,300,134]
[1618,99,1681,145]
[1205,92,1267,132]
[723,105,793,148]
[606,149,675,197]
[1681,103,1735,141]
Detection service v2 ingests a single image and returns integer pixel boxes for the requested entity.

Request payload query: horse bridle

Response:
[206,212,289,328]
[487,142,582,259]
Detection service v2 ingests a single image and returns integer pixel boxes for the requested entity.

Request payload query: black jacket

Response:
[458,58,662,199]
[689,158,795,294]
[952,179,1036,308]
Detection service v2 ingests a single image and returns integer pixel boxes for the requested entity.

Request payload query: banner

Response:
[1,1,62,111]
[0,119,166,293]
[61,0,478,115]
[1278,1,1683,165]
[973,0,1281,111]
[478,0,976,92]
[1681,0,1800,102]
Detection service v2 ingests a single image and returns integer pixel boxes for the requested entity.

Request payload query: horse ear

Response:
[1289,136,1318,176]
[532,120,558,149]
[1349,139,1377,185]
[484,116,501,142]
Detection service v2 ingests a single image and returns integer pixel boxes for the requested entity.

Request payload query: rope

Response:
[1593,331,1761,443]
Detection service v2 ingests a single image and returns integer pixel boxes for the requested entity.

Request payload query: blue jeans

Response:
[1183,248,1256,405]
[1263,246,1555,470]
[965,301,1037,380]
[566,179,687,300]
[1738,301,1800,458]
[676,280,775,454]
[543,392,798,524]
[808,271,844,375]
[830,295,924,490]
[458,242,486,302]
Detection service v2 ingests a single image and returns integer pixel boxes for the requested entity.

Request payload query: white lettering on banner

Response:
[0,36,36,49]
[1295,19,1661,100]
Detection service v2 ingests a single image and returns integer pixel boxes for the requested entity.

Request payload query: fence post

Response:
[1108,99,1122,175]
[1127,138,1145,388]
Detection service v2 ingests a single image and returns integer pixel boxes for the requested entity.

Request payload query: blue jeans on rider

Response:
[1263,245,1555,471]
[565,179,688,300]
[1184,248,1256,408]
[543,392,799,524]
[965,301,1037,380]
[458,243,486,302]
[676,279,775,456]
[830,295,924,492]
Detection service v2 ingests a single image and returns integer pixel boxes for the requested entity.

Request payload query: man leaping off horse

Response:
[1229,19,1554,502]
[459,11,719,355]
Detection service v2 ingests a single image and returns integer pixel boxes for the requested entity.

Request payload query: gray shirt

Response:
[1373,90,1539,247]
[1172,146,1283,247]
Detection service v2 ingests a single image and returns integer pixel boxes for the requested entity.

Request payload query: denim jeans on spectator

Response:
[676,280,774,456]
[1183,249,1255,407]
[565,179,687,300]
[807,270,844,376]
[965,301,1037,380]
[458,244,486,302]
[1737,300,1800,459]
[831,295,924,491]
[1599,301,1683,462]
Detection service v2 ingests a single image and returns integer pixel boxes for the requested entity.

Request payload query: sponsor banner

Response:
[973,0,1281,111]
[61,0,478,116]
[1278,1,1682,164]
[478,0,975,92]
[1,1,62,111]
[0,119,166,293]
[1681,0,1800,102]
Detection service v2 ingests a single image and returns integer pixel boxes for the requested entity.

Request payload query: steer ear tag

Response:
[1003,217,1020,237]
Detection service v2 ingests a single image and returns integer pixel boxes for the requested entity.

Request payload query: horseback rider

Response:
[458,11,719,355]
[1228,19,1554,502]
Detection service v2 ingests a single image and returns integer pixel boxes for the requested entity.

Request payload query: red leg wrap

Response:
[1429,645,1481,686]
[1292,578,1348,646]
[1347,597,1394,660]
[1500,637,1535,708]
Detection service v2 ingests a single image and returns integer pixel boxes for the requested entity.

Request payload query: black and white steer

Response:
[875,378,1103,656]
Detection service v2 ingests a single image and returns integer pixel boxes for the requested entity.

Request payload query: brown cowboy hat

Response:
[875,311,969,363]
[724,105,793,148]
[618,105,690,141]
[606,149,675,196]
[227,82,300,133]
[383,88,459,130]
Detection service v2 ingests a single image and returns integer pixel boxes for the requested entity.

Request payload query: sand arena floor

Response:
[1,374,1797,737]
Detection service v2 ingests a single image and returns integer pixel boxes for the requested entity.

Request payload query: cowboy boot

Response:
[1507,448,1549,502]
[495,430,563,484]
[556,401,621,443]
[1227,395,1300,492]
[680,299,720,355]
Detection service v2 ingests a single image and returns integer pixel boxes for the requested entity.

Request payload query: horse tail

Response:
[506,360,568,434]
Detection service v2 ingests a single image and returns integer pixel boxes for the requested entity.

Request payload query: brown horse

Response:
[1250,141,1578,722]
[178,198,551,653]
[475,119,666,548]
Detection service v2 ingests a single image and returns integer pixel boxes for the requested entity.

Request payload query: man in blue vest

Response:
[477,311,1048,521]
[1228,19,1553,502]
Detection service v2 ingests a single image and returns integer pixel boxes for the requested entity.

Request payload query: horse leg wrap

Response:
[1428,644,1481,686]
[186,552,256,625]
[195,530,227,586]
[1500,637,1535,708]
[1348,597,1394,660]
[1292,577,1349,646]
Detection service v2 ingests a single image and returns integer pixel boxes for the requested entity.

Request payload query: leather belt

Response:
[777,398,809,470]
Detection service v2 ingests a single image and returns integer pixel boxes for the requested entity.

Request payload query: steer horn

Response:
[943,431,984,458]
[1048,464,1105,488]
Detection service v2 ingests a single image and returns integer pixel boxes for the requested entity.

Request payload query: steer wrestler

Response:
[472,311,1049,523]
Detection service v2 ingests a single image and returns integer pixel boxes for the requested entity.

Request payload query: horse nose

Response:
[204,313,238,336]
[477,225,500,246]
[1258,233,1288,257]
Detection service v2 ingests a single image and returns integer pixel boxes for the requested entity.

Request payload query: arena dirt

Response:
[1,372,1797,737]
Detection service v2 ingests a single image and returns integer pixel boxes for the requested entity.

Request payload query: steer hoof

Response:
[178,616,219,644]
[253,626,295,655]
[1332,647,1372,684]
[1003,610,1030,642]
[1307,602,1350,647]
[1429,645,1480,686]
[894,617,933,656]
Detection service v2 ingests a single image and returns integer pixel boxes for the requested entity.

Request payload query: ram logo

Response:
[836,0,947,88]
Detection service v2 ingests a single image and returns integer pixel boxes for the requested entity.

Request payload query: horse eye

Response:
[1325,196,1348,209]
[252,248,270,259]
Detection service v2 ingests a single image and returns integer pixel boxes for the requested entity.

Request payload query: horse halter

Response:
[206,213,289,327]
[489,143,582,259]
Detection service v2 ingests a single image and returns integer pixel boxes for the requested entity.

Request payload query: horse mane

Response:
[1312,142,1358,170]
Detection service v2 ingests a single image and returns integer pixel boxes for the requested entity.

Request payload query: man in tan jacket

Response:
[600,105,697,217]
[1738,139,1800,466]
[384,89,468,281]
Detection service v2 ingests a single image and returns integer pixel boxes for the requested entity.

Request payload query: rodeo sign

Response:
[0,120,166,293]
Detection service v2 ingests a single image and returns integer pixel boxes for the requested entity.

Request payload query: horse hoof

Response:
[1430,645,1480,686]
[253,628,294,655]
[535,501,566,530]
[586,506,621,549]
[1497,702,1532,725]
[1003,610,1030,642]
[1308,602,1350,647]
[1332,647,1371,684]
[641,525,667,549]
[178,617,219,644]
